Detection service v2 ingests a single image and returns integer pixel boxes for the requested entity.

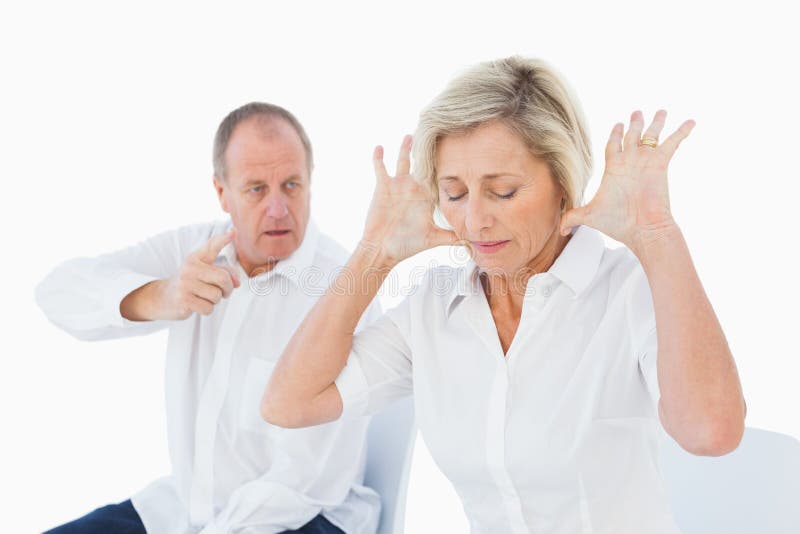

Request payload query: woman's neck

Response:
[483,229,572,315]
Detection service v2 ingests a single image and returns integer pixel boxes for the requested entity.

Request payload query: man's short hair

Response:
[213,102,314,180]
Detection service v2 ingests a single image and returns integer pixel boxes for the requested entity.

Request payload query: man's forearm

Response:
[119,280,166,322]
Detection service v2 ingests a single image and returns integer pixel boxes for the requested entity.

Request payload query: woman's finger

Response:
[604,122,624,161]
[429,228,461,248]
[373,145,389,180]
[658,119,696,160]
[396,134,412,177]
[642,109,668,144]
[560,204,590,236]
[623,110,645,152]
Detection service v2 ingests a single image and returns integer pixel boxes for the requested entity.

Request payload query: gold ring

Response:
[639,136,658,148]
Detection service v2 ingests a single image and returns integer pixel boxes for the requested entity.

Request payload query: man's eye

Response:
[249,186,264,194]
[446,192,466,201]
[285,181,299,189]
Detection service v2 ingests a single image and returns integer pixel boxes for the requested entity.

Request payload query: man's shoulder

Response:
[163,218,231,255]
[311,230,352,270]
[161,218,230,240]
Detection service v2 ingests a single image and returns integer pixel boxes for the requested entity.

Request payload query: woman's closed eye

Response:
[444,189,517,201]
[495,189,517,199]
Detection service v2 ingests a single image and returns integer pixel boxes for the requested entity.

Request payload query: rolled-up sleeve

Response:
[335,297,413,419]
[637,326,661,406]
[34,221,222,341]
[625,262,661,408]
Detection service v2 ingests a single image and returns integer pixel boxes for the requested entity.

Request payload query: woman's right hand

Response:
[361,135,459,265]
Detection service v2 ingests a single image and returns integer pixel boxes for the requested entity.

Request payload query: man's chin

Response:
[257,246,296,265]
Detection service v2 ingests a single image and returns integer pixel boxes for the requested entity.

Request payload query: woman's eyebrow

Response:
[439,173,521,182]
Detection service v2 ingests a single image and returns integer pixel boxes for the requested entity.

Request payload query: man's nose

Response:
[265,193,289,219]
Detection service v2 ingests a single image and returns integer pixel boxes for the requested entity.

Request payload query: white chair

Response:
[363,397,417,534]
[659,426,800,533]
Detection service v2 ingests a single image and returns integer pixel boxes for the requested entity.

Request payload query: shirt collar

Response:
[218,218,322,289]
[547,224,606,298]
[445,224,605,316]
[442,258,481,318]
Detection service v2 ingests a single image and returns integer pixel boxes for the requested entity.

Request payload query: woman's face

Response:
[436,120,566,277]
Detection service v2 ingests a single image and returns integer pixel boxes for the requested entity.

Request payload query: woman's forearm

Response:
[263,136,457,428]
[631,221,746,456]
[261,241,396,427]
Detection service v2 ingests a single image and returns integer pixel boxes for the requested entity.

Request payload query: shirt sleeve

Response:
[637,326,660,407]
[34,220,223,341]
[626,260,661,408]
[334,296,413,419]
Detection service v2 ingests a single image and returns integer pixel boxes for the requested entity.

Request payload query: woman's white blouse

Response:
[335,225,682,534]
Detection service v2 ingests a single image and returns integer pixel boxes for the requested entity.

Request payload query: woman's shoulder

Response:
[387,262,472,318]
[594,243,655,335]
[594,242,648,294]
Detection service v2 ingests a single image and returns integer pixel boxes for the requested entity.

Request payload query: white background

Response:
[2,1,798,532]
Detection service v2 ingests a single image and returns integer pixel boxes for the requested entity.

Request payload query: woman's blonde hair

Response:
[412,56,593,220]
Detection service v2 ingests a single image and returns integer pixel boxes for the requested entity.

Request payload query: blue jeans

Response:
[44,499,345,533]
[43,500,145,534]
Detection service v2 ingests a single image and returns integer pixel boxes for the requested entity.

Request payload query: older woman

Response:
[262,56,746,533]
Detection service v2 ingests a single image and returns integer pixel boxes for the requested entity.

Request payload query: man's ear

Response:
[213,176,230,213]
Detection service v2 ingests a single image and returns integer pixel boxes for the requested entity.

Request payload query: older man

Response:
[36,102,381,534]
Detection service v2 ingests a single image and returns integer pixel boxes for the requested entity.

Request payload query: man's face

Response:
[214,117,311,276]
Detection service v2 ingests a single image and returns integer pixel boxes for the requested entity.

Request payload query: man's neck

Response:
[239,257,279,278]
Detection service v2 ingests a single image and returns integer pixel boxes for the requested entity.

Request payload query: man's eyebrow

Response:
[240,174,305,188]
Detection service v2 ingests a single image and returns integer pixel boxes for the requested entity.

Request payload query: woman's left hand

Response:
[559,110,695,250]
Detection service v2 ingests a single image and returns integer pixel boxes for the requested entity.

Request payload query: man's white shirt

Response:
[36,219,382,534]
[335,225,682,534]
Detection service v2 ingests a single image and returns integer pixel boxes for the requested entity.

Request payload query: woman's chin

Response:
[473,255,516,277]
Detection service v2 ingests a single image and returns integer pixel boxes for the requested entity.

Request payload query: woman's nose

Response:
[464,195,494,235]
[265,194,289,219]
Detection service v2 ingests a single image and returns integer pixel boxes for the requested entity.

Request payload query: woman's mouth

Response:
[264,229,291,237]
[471,240,510,254]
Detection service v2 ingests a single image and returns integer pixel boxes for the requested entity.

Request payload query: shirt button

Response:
[542,286,552,297]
